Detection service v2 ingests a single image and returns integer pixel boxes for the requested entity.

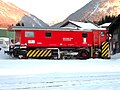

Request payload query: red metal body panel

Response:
[14,29,108,48]
[93,30,108,46]
[18,30,93,48]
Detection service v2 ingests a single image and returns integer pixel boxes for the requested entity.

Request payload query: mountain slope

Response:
[20,14,49,27]
[53,0,120,27]
[0,0,49,27]
[66,0,120,22]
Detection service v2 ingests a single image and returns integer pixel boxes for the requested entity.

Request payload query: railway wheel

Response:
[13,50,19,58]
[77,49,89,59]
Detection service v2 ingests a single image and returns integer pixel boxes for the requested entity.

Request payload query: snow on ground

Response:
[0,47,120,90]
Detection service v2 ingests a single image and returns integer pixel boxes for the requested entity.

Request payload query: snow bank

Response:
[0,59,120,76]
[111,53,120,59]
[0,49,120,90]
[0,47,120,76]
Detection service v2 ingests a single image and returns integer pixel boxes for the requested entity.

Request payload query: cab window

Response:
[82,33,88,38]
[25,31,34,38]
[101,32,104,36]
[46,32,52,38]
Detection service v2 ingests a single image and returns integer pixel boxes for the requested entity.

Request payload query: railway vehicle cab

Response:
[92,30,110,58]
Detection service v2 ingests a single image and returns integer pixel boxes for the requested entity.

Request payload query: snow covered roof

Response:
[61,20,105,30]
[99,23,111,28]
[70,20,99,29]
[0,28,7,30]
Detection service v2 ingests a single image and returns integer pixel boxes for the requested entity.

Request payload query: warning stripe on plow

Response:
[102,42,109,57]
[27,49,52,58]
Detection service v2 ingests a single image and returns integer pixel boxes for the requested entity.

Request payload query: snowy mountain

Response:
[53,0,120,27]
[0,0,49,28]
[20,14,49,27]
[66,0,120,22]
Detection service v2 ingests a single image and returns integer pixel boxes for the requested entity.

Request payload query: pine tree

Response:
[16,22,24,26]
[16,23,21,26]
[97,15,116,25]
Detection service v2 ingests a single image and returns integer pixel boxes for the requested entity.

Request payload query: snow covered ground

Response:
[0,47,120,90]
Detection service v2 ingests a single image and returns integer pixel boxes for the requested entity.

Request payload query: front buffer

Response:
[5,44,27,59]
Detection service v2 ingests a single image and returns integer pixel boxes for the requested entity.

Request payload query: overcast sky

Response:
[5,0,91,24]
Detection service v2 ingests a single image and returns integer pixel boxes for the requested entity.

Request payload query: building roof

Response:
[99,23,111,28]
[0,28,7,30]
[60,20,105,30]
[8,21,106,32]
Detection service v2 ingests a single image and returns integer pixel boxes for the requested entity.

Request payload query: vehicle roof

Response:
[9,26,106,32]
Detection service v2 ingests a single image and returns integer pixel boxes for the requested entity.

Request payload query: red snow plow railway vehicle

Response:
[5,26,111,59]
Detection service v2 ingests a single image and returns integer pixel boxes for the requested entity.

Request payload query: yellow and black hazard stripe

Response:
[27,49,52,58]
[101,42,109,57]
